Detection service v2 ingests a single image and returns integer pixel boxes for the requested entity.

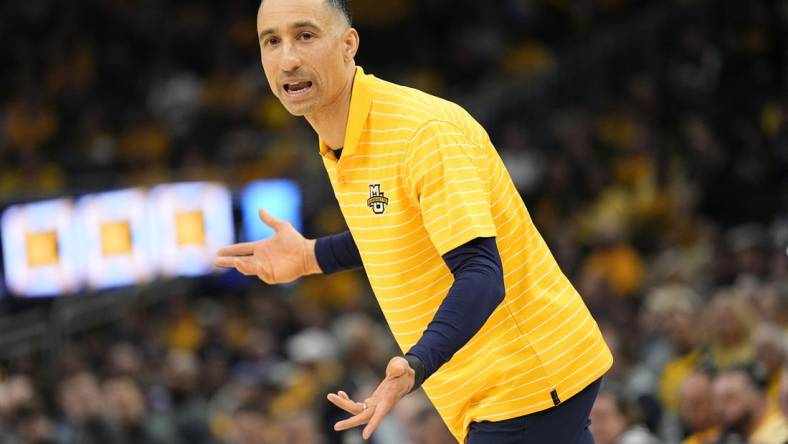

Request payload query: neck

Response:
[305,64,356,149]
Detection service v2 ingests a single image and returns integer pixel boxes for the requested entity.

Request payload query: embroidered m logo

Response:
[367,184,389,214]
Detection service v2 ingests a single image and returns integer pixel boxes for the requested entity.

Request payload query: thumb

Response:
[258,208,286,231]
[386,357,408,379]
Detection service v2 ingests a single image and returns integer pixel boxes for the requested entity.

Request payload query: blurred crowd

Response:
[2,0,788,443]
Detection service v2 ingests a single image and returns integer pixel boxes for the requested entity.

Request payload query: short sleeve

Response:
[403,120,497,255]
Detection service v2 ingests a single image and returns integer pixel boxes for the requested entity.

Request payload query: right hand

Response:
[214,209,321,284]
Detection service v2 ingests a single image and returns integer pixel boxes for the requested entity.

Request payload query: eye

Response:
[263,36,280,47]
[299,32,315,41]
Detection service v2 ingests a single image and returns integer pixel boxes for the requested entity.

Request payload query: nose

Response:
[281,41,302,72]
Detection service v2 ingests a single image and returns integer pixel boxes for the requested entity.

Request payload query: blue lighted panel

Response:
[241,180,302,242]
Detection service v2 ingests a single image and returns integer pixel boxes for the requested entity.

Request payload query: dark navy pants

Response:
[467,378,601,444]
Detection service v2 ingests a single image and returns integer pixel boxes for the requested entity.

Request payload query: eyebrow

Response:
[258,20,322,41]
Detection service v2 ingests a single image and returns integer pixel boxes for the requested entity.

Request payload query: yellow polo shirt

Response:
[319,67,612,442]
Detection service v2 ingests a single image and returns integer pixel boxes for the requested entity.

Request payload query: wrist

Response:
[303,238,322,275]
[404,354,426,393]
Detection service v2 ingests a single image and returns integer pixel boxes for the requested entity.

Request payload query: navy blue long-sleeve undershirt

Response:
[315,232,505,390]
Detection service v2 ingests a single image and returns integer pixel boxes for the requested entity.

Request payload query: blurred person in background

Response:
[231,403,275,444]
[589,388,659,444]
[752,323,786,410]
[0,375,36,430]
[678,370,719,444]
[411,405,455,444]
[102,377,168,444]
[157,350,216,444]
[278,411,325,444]
[706,293,756,370]
[711,367,788,444]
[646,284,705,415]
[9,404,57,444]
[55,371,122,444]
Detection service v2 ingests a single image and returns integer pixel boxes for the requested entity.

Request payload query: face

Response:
[257,0,358,117]
[589,394,628,444]
[712,372,758,433]
[679,372,715,432]
[103,379,146,426]
[233,411,269,444]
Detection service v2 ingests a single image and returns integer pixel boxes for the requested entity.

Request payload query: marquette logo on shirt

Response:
[367,184,389,214]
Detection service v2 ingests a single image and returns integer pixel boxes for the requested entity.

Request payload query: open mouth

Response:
[283,81,314,97]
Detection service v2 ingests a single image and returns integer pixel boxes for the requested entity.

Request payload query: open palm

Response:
[214,209,319,284]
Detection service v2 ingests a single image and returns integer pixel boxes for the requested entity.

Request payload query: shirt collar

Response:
[319,66,373,159]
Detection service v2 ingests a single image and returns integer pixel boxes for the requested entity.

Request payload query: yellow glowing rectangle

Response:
[26,231,59,267]
[101,221,132,256]
[175,211,205,246]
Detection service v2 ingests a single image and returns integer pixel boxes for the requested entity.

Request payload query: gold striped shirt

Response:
[318,67,613,442]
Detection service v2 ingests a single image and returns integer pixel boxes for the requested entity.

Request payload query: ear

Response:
[343,28,360,63]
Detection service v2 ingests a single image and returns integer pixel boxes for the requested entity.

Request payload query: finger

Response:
[258,209,286,232]
[338,391,350,400]
[334,408,374,431]
[362,400,391,440]
[234,258,257,276]
[326,393,364,415]
[217,242,255,257]
[213,257,236,268]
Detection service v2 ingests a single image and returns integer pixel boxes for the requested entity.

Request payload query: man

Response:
[588,389,659,444]
[678,370,719,444]
[711,367,788,444]
[215,0,613,441]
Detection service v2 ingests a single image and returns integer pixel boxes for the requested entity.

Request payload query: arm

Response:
[314,230,363,274]
[405,236,505,390]
[326,237,505,439]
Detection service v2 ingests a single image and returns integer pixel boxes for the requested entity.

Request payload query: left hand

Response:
[326,356,416,440]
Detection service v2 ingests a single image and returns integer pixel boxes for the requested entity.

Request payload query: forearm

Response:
[406,237,505,390]
[314,230,364,274]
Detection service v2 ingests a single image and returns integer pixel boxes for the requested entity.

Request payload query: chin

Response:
[282,101,317,117]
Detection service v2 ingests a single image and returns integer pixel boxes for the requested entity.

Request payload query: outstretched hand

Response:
[327,357,415,440]
[214,209,321,284]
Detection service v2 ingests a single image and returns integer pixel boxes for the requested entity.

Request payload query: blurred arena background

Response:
[1,0,787,443]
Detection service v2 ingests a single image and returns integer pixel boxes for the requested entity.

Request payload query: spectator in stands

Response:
[412,406,455,444]
[648,284,705,414]
[103,377,168,444]
[231,403,273,444]
[590,389,660,444]
[711,367,788,444]
[55,372,122,444]
[678,370,719,444]
[706,294,756,370]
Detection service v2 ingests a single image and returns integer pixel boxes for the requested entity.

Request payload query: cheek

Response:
[261,66,279,94]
